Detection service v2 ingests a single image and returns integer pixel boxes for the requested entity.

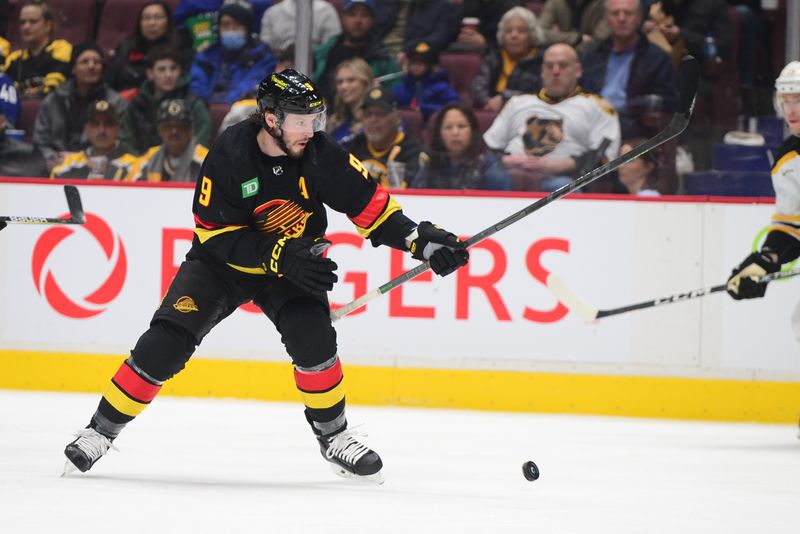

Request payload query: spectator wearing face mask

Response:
[189,0,276,104]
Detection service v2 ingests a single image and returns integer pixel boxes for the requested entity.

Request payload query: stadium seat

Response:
[96,0,151,56]
[713,143,773,172]
[18,97,43,142]
[208,102,232,142]
[438,52,482,106]
[683,170,774,197]
[6,0,98,49]
[472,108,499,135]
[400,107,425,142]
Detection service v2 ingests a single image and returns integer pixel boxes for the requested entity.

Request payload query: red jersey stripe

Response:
[349,187,389,228]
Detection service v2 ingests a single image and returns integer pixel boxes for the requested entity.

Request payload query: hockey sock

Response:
[294,355,347,437]
[91,357,163,439]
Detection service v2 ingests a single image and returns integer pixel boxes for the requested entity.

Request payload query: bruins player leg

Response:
[63,261,240,474]
[255,291,384,483]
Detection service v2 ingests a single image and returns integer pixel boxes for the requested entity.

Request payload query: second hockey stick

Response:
[331,56,700,322]
[0,184,86,229]
[546,267,800,322]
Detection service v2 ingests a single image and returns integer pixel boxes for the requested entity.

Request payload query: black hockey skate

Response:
[62,428,115,475]
[318,428,384,484]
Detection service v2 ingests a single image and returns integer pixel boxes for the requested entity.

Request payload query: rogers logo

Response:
[31,213,127,318]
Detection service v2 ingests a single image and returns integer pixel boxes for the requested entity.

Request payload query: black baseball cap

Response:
[157,98,192,124]
[361,87,397,111]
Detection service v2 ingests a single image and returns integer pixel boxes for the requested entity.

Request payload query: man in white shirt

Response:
[483,43,621,191]
[259,0,342,53]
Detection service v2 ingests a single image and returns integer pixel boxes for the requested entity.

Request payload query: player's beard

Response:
[267,124,306,159]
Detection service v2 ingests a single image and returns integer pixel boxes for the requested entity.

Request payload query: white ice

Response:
[0,390,797,534]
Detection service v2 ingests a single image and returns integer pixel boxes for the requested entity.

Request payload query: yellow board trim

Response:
[2,350,799,423]
[103,382,148,417]
[298,381,346,409]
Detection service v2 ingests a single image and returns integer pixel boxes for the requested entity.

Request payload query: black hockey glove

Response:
[726,251,780,300]
[265,237,338,294]
[409,221,469,277]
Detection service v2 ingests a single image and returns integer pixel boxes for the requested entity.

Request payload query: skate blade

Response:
[329,463,385,485]
[61,460,78,477]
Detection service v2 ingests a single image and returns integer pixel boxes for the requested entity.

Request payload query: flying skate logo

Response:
[31,213,127,318]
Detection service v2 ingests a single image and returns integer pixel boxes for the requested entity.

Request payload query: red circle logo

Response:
[31,213,127,318]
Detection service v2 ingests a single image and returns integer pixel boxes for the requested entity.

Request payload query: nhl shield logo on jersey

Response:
[253,199,312,237]
[273,165,283,175]
[173,296,199,313]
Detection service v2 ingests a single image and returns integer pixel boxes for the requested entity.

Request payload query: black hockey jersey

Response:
[189,121,416,278]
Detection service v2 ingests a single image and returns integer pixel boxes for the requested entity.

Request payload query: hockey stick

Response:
[546,267,800,322]
[330,56,700,322]
[0,185,86,230]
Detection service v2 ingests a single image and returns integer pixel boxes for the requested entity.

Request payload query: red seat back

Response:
[438,52,482,106]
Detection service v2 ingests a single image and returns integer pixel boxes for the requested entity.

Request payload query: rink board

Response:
[1,180,798,422]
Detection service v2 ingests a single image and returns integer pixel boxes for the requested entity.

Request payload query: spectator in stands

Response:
[327,58,374,143]
[616,137,660,195]
[122,46,211,155]
[393,42,460,123]
[174,0,270,52]
[217,95,257,136]
[259,0,341,54]
[312,0,398,104]
[643,0,733,170]
[3,0,72,98]
[483,43,620,191]
[0,0,8,36]
[580,0,677,139]
[126,98,208,182]
[33,42,127,169]
[0,70,20,128]
[373,0,460,64]
[0,107,48,176]
[190,1,276,104]
[539,0,609,53]
[448,0,526,52]
[342,86,426,188]
[0,35,9,66]
[643,0,733,65]
[471,6,545,111]
[413,102,511,190]
[51,99,136,180]
[105,1,191,97]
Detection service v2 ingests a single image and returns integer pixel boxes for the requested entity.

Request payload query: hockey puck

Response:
[522,460,539,481]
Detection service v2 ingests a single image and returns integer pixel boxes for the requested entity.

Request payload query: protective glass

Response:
[280,111,327,134]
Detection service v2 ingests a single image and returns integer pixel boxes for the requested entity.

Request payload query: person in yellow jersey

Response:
[3,0,71,97]
[50,100,137,180]
[125,98,208,182]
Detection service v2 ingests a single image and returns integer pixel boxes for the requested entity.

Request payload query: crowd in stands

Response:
[0,0,789,195]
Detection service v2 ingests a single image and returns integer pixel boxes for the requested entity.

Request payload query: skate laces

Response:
[325,427,371,465]
[72,428,116,460]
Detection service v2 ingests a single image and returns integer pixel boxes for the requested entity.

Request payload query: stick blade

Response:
[546,273,599,322]
[63,185,86,224]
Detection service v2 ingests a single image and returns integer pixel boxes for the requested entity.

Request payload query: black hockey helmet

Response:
[257,69,325,116]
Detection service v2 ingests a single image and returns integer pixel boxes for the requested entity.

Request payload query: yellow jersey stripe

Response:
[354,196,402,238]
[194,225,246,244]
[772,150,798,175]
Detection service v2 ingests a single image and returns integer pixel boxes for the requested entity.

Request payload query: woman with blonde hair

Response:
[327,58,374,143]
[470,6,545,111]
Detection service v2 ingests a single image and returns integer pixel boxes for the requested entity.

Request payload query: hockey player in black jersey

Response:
[63,69,469,483]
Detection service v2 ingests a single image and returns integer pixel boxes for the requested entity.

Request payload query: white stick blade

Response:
[546,273,599,322]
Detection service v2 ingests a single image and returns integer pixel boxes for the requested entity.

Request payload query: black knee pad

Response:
[276,298,337,369]
[130,320,197,382]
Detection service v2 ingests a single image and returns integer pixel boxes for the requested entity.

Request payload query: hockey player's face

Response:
[279,112,325,156]
[781,94,800,135]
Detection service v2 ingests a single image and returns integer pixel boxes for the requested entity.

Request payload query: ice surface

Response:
[0,390,797,533]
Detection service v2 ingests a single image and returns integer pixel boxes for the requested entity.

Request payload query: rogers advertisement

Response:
[1,181,798,379]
